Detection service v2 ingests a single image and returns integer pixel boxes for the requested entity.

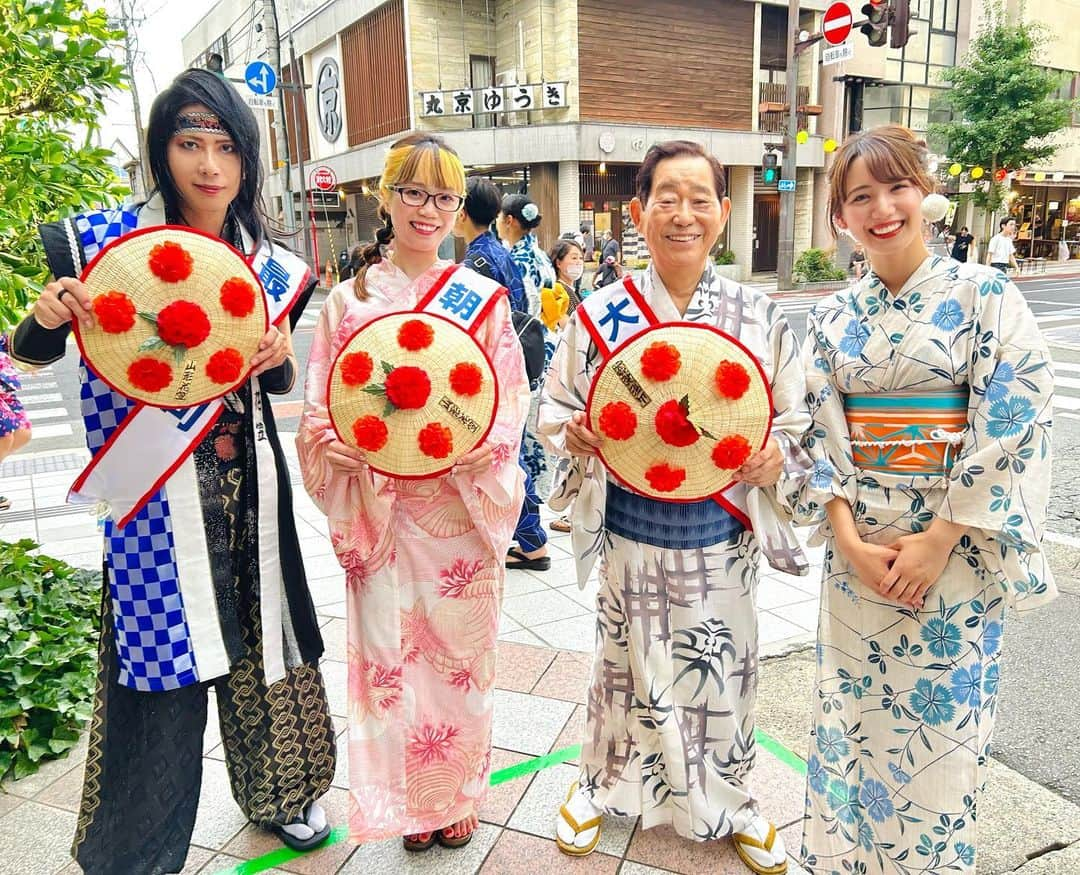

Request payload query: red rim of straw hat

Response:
[73,225,268,408]
[585,322,775,502]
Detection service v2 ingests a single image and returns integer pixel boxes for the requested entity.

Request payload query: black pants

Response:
[72,590,336,875]
[991,262,1010,271]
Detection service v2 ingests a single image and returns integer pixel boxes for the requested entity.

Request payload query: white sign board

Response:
[821,43,855,66]
[244,93,276,111]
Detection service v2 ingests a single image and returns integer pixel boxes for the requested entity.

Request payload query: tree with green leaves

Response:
[929,2,1077,242]
[0,0,127,327]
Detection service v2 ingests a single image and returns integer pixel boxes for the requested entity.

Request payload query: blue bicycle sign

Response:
[244,61,277,95]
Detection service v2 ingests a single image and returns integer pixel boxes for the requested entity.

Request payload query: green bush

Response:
[632,258,650,270]
[0,539,99,781]
[793,248,847,283]
[713,249,737,265]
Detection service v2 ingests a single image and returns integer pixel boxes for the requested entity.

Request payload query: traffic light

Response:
[861,0,888,46]
[762,152,779,185]
[888,0,912,48]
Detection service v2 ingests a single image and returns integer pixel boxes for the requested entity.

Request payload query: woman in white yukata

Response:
[796,125,1056,874]
[539,139,813,875]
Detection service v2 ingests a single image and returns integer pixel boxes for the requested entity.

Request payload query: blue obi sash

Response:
[605,482,745,550]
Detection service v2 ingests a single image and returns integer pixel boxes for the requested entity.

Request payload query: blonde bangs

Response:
[380,138,465,200]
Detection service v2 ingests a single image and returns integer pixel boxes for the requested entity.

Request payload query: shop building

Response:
[183,0,833,280]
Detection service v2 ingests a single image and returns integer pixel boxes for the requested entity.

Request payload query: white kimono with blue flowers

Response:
[796,256,1056,874]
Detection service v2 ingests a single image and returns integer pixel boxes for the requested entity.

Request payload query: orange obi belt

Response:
[844,387,969,476]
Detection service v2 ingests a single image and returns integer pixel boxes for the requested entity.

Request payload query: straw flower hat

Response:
[586,323,773,501]
[327,311,498,478]
[75,226,268,407]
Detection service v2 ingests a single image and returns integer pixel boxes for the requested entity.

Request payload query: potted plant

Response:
[712,248,740,280]
[793,248,847,288]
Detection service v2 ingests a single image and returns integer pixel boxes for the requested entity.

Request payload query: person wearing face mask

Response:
[795,125,1055,873]
[550,238,588,314]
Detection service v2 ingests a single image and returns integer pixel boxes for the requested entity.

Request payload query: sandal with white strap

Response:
[732,814,788,875]
[554,781,602,857]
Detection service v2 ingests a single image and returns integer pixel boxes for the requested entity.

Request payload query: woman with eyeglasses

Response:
[296,133,529,852]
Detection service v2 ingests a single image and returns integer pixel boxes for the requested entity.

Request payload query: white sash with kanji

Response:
[69,239,309,529]
[415,263,504,335]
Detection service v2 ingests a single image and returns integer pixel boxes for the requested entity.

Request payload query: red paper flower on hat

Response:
[654,398,700,447]
[645,462,686,493]
[128,357,173,392]
[205,348,245,384]
[712,434,752,469]
[156,300,211,348]
[397,319,435,352]
[341,351,374,386]
[714,360,751,400]
[598,401,637,440]
[384,366,431,410]
[449,362,483,396]
[640,341,681,382]
[418,422,453,459]
[93,290,136,334]
[352,415,389,452]
[148,241,194,283]
[219,277,257,317]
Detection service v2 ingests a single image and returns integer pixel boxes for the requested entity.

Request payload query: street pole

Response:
[777,0,801,290]
[264,0,296,235]
[288,34,313,265]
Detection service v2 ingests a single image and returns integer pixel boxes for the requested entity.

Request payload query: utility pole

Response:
[287,33,312,264]
[777,0,801,290]
[263,0,296,235]
[112,0,149,196]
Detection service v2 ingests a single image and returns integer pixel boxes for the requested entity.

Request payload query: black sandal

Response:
[403,831,438,851]
[437,825,475,848]
[270,803,332,852]
[505,547,551,571]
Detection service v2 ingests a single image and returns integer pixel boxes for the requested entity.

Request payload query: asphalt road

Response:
[8,272,1080,808]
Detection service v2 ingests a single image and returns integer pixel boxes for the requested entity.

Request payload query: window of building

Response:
[760,6,788,71]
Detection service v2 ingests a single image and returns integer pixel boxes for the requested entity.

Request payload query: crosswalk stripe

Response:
[19,393,64,406]
[29,423,74,439]
[23,407,68,420]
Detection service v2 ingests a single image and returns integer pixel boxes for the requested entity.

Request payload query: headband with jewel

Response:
[173,111,229,137]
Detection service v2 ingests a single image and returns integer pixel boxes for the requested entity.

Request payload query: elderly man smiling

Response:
[537,140,811,874]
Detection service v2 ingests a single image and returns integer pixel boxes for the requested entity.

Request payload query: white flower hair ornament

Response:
[921,193,950,223]
[521,203,540,222]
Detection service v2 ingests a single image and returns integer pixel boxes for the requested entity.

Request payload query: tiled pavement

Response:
[0,440,825,875]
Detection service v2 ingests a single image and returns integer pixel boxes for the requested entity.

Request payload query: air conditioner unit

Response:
[495,69,521,87]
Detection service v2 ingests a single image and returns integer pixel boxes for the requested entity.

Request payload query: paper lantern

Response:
[948,163,963,176]
[1053,171,1065,181]
[970,166,984,179]
[823,138,838,153]
[994,168,1008,183]
[796,130,809,145]
[1034,172,1046,182]
[1015,170,1027,181]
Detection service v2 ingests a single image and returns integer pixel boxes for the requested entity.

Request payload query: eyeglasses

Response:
[389,185,464,212]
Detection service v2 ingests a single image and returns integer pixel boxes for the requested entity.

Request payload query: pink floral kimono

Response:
[297,259,529,841]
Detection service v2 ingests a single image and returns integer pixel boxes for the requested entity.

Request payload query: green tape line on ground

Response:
[214,731,803,874]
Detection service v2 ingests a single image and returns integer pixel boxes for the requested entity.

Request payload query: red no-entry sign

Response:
[823,1,854,45]
[310,165,337,191]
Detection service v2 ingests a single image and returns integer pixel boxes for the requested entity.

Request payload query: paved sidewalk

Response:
[0,439,823,875]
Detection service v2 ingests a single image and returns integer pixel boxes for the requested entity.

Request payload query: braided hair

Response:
[353,133,465,300]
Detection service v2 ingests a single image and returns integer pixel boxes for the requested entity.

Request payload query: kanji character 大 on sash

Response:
[295,134,529,852]
[796,125,1056,874]
[537,140,812,874]
[6,69,336,873]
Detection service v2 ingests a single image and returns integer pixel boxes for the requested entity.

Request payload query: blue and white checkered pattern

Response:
[78,210,200,692]
[75,208,138,261]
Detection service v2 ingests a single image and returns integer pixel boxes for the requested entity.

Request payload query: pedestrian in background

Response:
[296,133,529,850]
[581,222,595,262]
[499,194,557,489]
[0,334,32,510]
[797,124,1056,874]
[9,67,335,874]
[951,225,975,263]
[601,228,621,265]
[456,176,550,572]
[987,216,1020,273]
